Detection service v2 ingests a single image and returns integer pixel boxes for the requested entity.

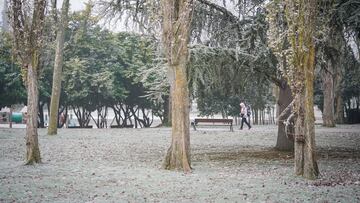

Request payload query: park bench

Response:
[110,124,134,128]
[68,125,93,128]
[191,118,234,132]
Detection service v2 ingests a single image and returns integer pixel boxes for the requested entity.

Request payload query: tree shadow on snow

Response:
[193,147,360,163]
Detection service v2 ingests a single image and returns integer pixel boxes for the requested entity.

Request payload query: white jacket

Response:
[240,103,247,117]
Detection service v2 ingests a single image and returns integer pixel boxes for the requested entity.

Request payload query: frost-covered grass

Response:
[0,124,359,202]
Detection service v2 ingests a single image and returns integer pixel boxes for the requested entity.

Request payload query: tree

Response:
[0,31,26,109]
[135,56,170,126]
[342,45,360,123]
[316,1,343,127]
[187,44,275,122]
[113,32,158,128]
[161,0,194,172]
[192,0,296,150]
[48,0,70,135]
[268,0,319,179]
[331,0,359,124]
[8,0,47,165]
[98,0,173,127]
[62,5,114,128]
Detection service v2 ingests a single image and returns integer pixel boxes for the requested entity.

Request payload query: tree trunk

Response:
[334,67,344,124]
[275,79,294,151]
[8,0,46,165]
[254,108,258,125]
[73,106,91,127]
[329,18,346,125]
[25,62,41,165]
[48,0,70,135]
[163,63,191,171]
[259,109,262,124]
[38,101,45,128]
[334,96,343,123]
[321,64,335,127]
[168,94,172,126]
[162,0,193,172]
[294,69,319,179]
[9,106,13,128]
[272,107,275,124]
[262,110,265,124]
[161,98,168,125]
[294,20,319,180]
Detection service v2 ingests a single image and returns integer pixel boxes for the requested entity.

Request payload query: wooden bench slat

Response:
[192,118,233,131]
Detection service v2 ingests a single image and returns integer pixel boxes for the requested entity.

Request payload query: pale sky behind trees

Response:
[0,0,358,57]
[0,0,86,28]
[58,0,87,11]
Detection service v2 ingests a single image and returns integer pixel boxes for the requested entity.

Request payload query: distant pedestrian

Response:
[240,102,251,130]
[59,113,65,127]
[246,103,252,125]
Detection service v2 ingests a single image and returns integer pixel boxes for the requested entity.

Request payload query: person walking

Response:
[240,102,251,130]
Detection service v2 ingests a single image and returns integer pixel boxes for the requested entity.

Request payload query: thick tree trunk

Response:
[25,63,41,165]
[334,94,344,123]
[294,34,319,180]
[329,19,346,124]
[334,67,344,124]
[294,90,319,179]
[8,0,46,165]
[162,0,193,172]
[163,63,191,172]
[279,0,319,180]
[275,79,294,151]
[321,62,335,127]
[294,95,304,176]
[48,0,70,135]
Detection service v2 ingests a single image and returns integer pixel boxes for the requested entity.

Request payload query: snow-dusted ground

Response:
[0,124,359,202]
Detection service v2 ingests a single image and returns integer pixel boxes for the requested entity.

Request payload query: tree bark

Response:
[25,62,41,165]
[254,108,258,125]
[335,93,344,123]
[295,25,319,180]
[162,0,193,172]
[329,18,346,124]
[283,0,319,179]
[9,0,47,165]
[334,63,344,124]
[294,94,304,176]
[48,0,70,135]
[38,101,45,128]
[294,80,319,179]
[275,79,294,151]
[321,61,335,127]
[162,95,171,126]
[163,62,191,171]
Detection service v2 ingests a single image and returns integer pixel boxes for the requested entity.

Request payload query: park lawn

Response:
[0,125,359,202]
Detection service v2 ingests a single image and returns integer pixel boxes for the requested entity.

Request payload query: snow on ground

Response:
[0,124,359,202]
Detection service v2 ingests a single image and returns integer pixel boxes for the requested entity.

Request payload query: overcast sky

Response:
[0,0,87,13]
[58,0,87,11]
[0,0,84,29]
